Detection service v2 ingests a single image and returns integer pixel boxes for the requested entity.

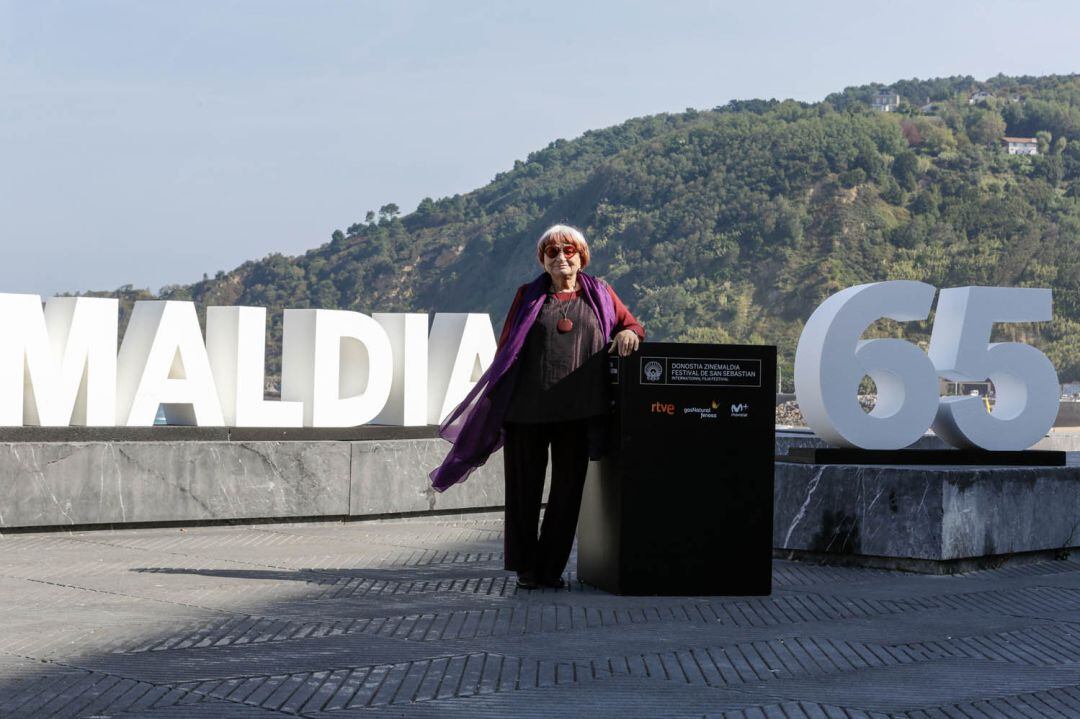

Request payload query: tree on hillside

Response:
[966,109,1007,145]
[378,204,400,222]
[1036,130,1053,155]
[892,151,919,191]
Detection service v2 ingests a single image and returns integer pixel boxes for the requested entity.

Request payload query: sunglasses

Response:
[543,244,579,259]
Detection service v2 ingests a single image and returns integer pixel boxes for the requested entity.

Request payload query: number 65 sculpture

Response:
[794,282,1059,451]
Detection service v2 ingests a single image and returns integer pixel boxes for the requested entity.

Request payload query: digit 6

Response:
[794,281,939,449]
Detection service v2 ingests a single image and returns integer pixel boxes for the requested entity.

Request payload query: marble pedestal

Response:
[774,459,1080,572]
[0,438,512,530]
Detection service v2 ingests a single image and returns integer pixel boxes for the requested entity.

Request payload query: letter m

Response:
[0,295,118,426]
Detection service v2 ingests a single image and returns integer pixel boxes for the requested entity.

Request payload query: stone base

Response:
[0,438,520,530]
[775,459,1080,572]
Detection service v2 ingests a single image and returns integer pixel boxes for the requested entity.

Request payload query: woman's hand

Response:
[609,329,640,357]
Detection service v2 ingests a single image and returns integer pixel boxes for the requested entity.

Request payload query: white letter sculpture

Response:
[928,287,1058,450]
[281,309,394,427]
[206,306,303,427]
[0,294,118,426]
[372,313,429,426]
[795,282,1059,451]
[794,281,939,449]
[427,313,496,425]
[116,301,225,426]
[0,295,504,429]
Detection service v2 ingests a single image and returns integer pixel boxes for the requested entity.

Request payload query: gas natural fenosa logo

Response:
[683,405,718,419]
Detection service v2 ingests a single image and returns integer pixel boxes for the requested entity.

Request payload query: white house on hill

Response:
[1003,137,1038,155]
[872,92,900,112]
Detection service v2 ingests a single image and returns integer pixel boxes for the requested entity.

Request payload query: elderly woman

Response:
[430,224,644,589]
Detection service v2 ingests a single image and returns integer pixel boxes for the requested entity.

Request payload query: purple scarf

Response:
[429,271,617,492]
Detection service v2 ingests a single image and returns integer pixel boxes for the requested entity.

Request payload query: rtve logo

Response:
[650,401,675,415]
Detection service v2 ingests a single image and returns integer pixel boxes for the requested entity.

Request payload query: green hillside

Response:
[99,74,1080,385]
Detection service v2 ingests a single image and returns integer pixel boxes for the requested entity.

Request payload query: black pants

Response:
[503,420,590,582]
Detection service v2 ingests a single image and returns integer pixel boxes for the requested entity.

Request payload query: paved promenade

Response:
[0,515,1078,718]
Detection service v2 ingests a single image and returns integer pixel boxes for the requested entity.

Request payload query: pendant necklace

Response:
[553,286,576,333]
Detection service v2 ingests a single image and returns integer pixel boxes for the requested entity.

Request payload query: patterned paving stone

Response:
[900,685,1080,719]
[0,514,1077,717]
[928,585,1080,618]
[113,698,295,717]
[69,634,458,684]
[894,623,1080,666]
[768,607,1061,645]
[294,679,899,718]
[742,658,1080,712]
[297,676,776,718]
[0,665,195,719]
[704,592,934,628]
[778,564,1080,601]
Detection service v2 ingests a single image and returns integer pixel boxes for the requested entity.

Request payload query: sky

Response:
[2,0,1079,298]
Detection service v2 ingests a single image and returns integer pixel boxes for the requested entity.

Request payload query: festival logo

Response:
[639,356,760,388]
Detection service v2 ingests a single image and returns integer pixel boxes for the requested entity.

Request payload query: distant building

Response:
[940,379,993,397]
[919,102,939,113]
[872,92,901,112]
[968,90,993,104]
[1003,137,1038,155]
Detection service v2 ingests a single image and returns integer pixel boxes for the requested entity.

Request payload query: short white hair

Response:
[535,224,590,267]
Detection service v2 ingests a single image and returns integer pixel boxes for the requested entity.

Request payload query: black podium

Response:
[576,342,776,596]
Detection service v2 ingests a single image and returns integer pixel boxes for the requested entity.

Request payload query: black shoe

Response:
[539,576,566,589]
[515,573,539,590]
